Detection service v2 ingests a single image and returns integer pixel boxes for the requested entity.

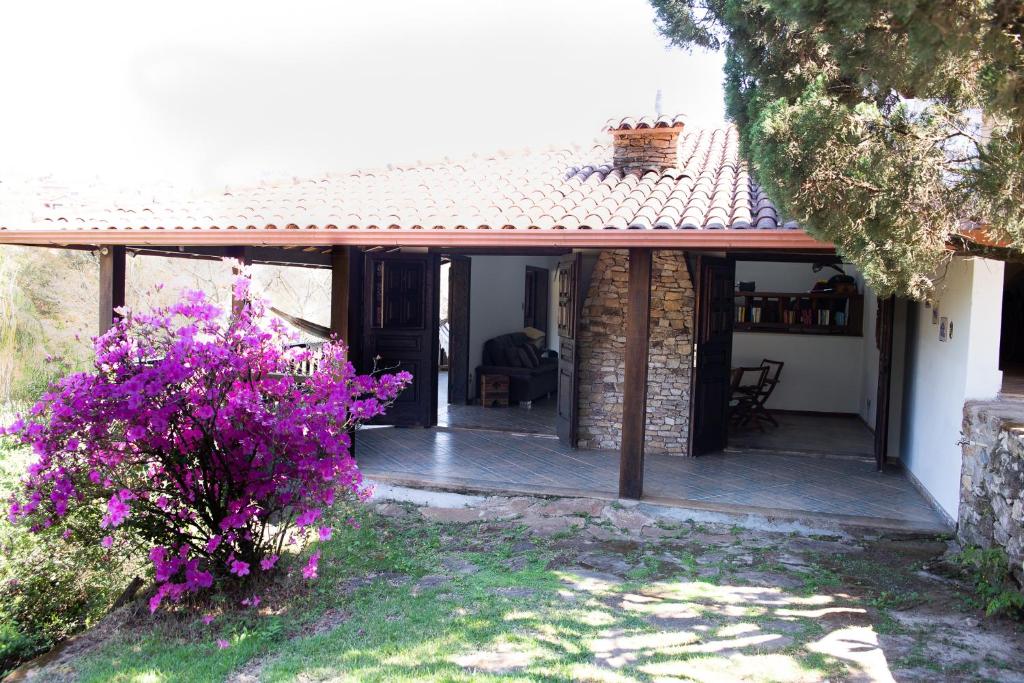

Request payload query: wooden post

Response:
[331,246,358,456]
[330,246,351,342]
[225,246,249,313]
[874,296,896,471]
[619,248,652,499]
[98,245,126,334]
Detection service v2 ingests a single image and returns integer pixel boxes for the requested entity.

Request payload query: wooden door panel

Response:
[524,266,550,333]
[692,256,735,455]
[874,296,895,470]
[363,252,440,427]
[556,254,582,446]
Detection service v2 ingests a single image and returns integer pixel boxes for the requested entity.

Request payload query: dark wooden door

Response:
[692,256,735,454]
[447,256,471,406]
[874,296,896,471]
[362,252,440,427]
[555,253,583,446]
[524,266,549,334]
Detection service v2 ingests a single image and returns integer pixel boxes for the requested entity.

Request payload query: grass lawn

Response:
[13,494,1024,682]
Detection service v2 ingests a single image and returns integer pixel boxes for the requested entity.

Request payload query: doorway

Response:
[432,254,567,439]
[1000,263,1024,396]
[691,255,894,467]
[442,256,471,407]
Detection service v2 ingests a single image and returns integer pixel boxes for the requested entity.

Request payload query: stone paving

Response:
[375,489,1024,682]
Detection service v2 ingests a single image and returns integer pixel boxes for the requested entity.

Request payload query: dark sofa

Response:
[476,332,557,403]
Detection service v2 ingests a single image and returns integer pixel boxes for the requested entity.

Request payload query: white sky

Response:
[0,0,725,188]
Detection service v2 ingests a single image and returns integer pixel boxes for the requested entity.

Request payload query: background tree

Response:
[650,0,1024,297]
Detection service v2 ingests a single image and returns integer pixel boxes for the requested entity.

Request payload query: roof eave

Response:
[0,228,833,251]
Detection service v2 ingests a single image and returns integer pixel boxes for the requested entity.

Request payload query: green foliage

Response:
[0,440,140,676]
[0,619,40,679]
[0,247,94,405]
[649,0,1024,297]
[953,546,1024,617]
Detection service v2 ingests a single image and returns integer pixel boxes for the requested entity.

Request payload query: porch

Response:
[355,426,949,532]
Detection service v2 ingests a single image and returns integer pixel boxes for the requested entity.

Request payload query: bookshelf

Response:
[734,291,863,336]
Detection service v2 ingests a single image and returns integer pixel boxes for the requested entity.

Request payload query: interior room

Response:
[728,259,887,458]
[436,253,564,435]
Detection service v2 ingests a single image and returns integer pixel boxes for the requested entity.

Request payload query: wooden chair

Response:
[729,365,769,427]
[748,358,784,428]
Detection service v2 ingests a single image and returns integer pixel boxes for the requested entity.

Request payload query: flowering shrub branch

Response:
[2,279,410,612]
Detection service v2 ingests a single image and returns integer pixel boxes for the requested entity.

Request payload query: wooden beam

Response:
[330,246,351,342]
[619,248,653,499]
[125,245,333,268]
[98,245,126,334]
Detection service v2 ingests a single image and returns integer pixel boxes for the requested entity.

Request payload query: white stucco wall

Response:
[466,254,562,398]
[900,256,1004,520]
[731,261,871,414]
[731,333,866,413]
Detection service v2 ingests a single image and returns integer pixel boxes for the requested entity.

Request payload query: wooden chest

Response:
[480,373,510,407]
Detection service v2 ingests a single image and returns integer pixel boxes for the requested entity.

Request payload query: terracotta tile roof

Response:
[605,114,687,131]
[0,123,800,240]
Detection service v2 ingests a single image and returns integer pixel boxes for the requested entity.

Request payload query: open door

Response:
[447,256,471,406]
[524,266,549,333]
[555,253,583,446]
[874,296,895,471]
[692,256,735,455]
[362,251,441,427]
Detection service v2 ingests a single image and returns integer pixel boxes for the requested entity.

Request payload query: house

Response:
[0,114,1015,547]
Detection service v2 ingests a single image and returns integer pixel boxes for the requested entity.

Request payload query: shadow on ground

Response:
[15,493,1024,682]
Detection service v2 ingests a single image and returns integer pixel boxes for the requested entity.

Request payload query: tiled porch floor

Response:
[356,426,949,531]
[728,413,875,457]
[437,371,557,435]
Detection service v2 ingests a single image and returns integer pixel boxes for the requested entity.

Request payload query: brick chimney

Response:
[607,114,686,174]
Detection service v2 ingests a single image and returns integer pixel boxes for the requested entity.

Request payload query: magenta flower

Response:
[302,551,320,580]
[102,495,130,528]
[295,508,322,528]
[2,277,411,611]
[202,614,215,625]
[217,639,230,649]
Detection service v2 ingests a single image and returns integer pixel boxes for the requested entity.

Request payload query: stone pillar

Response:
[578,249,695,454]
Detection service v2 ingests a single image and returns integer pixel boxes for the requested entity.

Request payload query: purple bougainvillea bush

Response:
[1,278,411,612]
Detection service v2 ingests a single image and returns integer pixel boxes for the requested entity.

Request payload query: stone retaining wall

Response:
[960,400,1024,588]
[577,249,694,453]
